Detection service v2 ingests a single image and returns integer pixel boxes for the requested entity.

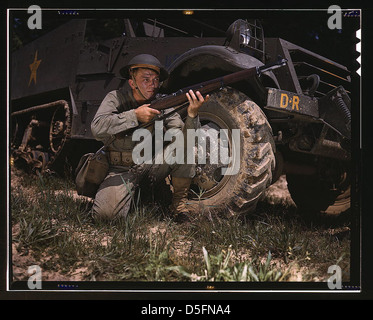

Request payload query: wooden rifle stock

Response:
[149,57,287,111]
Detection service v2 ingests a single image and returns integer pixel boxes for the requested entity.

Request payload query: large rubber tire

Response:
[186,87,276,216]
[286,160,350,220]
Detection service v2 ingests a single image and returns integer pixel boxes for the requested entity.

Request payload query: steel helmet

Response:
[120,54,169,81]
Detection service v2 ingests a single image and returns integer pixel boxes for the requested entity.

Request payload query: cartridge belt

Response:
[108,150,134,167]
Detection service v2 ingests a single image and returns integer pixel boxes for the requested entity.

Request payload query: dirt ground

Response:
[9,169,350,283]
[10,170,293,281]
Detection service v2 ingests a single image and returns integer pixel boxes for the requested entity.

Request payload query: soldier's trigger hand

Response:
[135,104,161,123]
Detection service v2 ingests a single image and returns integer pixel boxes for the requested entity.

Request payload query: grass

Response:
[10,167,351,284]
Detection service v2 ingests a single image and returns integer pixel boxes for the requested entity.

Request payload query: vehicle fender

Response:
[163,45,280,101]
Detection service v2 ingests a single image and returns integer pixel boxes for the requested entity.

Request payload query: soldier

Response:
[90,54,208,222]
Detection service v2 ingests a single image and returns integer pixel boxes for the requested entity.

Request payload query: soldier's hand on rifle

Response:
[135,104,161,123]
[186,90,209,118]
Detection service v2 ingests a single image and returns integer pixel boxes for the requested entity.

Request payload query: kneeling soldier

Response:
[90,54,208,222]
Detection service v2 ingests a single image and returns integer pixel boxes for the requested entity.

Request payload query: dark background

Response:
[10,8,360,72]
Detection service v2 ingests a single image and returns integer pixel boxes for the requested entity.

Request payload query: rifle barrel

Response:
[117,58,286,136]
[150,65,259,111]
[149,56,288,111]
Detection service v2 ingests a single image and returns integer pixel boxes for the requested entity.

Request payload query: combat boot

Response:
[170,177,192,223]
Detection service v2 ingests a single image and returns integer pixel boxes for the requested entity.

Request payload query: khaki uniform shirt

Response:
[91,85,200,153]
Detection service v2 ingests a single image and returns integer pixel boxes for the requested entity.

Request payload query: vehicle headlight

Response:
[239,23,251,46]
[225,19,251,48]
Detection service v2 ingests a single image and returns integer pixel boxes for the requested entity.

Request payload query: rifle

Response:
[122,57,287,133]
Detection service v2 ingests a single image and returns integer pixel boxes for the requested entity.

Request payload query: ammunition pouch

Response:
[108,150,134,167]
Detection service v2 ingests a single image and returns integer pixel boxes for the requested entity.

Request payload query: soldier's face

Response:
[129,68,160,101]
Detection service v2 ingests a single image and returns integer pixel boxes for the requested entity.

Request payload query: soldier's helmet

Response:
[120,54,169,82]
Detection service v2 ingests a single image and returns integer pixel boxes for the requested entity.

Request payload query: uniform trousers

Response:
[91,143,195,220]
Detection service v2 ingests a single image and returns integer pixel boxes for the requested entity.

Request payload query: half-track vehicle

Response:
[10,16,352,218]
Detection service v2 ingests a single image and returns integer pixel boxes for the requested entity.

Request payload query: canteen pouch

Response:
[75,151,109,198]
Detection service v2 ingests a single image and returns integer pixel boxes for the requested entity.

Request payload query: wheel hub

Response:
[191,121,230,198]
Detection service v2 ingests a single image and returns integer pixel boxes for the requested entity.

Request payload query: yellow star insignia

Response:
[28,51,42,86]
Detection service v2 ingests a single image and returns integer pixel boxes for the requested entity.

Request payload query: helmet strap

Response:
[130,69,148,102]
